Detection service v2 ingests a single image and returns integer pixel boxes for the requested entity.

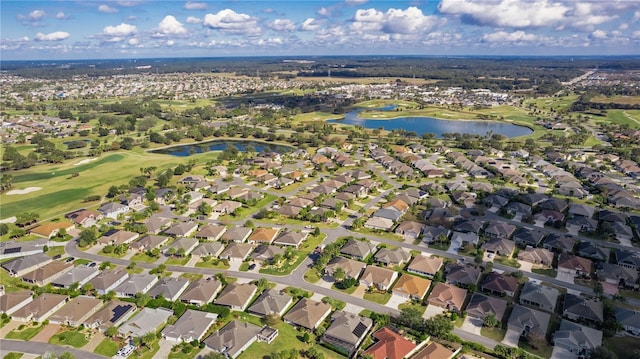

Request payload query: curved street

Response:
[0,339,108,359]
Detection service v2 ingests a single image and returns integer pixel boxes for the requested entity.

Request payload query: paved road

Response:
[0,339,108,359]
[453,328,499,349]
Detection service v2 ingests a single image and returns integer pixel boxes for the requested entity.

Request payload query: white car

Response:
[116,345,135,358]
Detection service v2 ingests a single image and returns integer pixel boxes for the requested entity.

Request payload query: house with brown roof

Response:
[465,293,508,321]
[246,228,280,245]
[89,268,129,295]
[12,293,68,322]
[427,282,467,313]
[142,216,171,234]
[283,298,332,330]
[563,293,603,324]
[221,227,252,243]
[360,266,399,291]
[444,263,482,288]
[22,260,74,286]
[195,224,227,241]
[97,229,139,246]
[481,237,515,257]
[164,221,199,237]
[412,341,459,359]
[48,295,103,326]
[214,283,258,311]
[325,256,366,280]
[484,222,517,239]
[362,327,417,359]
[517,247,554,267]
[481,272,519,297]
[165,237,199,257]
[383,198,410,213]
[557,253,592,278]
[407,255,443,279]
[130,235,169,252]
[30,221,75,239]
[247,289,293,317]
[85,300,136,332]
[0,290,33,315]
[340,239,376,260]
[212,200,243,215]
[395,221,426,240]
[273,231,308,248]
[65,209,103,228]
[392,274,432,301]
[179,277,223,306]
[219,243,254,262]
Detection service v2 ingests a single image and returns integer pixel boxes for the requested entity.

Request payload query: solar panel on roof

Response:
[103,229,119,236]
[353,322,368,337]
[3,247,21,254]
[110,304,132,323]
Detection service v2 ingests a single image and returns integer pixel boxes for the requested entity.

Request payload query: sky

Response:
[1,0,639,60]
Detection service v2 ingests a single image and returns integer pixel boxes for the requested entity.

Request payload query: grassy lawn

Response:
[130,342,160,359]
[428,242,451,251]
[304,269,321,283]
[168,344,201,359]
[237,321,345,359]
[45,246,66,258]
[230,194,277,219]
[331,283,358,295]
[520,340,553,359]
[2,353,23,359]
[94,338,120,357]
[5,323,45,341]
[605,336,640,359]
[363,291,391,305]
[195,260,230,270]
[165,257,190,266]
[49,329,89,348]
[130,253,159,263]
[619,290,640,301]
[259,234,325,276]
[322,297,346,311]
[531,268,557,277]
[398,302,426,315]
[494,256,521,268]
[480,327,506,342]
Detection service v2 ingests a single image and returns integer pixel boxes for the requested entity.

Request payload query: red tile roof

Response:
[362,327,416,359]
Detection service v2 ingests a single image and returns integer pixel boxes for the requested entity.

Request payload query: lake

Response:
[150,140,293,157]
[328,109,533,138]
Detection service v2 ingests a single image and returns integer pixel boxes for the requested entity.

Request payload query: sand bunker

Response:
[6,187,42,195]
[74,158,98,166]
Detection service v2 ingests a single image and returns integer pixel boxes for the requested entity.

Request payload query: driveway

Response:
[343,303,365,315]
[152,339,174,359]
[422,305,445,319]
[317,277,334,289]
[460,317,483,335]
[385,294,408,310]
[352,285,366,299]
[518,260,533,272]
[31,324,62,343]
[551,345,578,359]
[448,238,462,255]
[556,271,575,284]
[501,328,520,347]
[0,321,22,338]
[228,260,242,271]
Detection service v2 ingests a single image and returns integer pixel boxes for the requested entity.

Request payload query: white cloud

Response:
[300,18,321,31]
[438,0,569,28]
[258,37,284,46]
[29,10,46,20]
[103,23,137,37]
[590,29,607,39]
[128,38,139,45]
[167,40,175,46]
[619,23,629,30]
[184,1,207,10]
[632,30,640,39]
[351,7,440,35]
[203,9,259,35]
[156,15,188,36]
[124,15,137,21]
[35,31,70,41]
[117,1,141,6]
[268,19,295,32]
[98,5,118,13]
[186,16,201,24]
[635,10,640,20]
[346,0,368,5]
[317,7,331,17]
[56,11,68,19]
[483,30,538,43]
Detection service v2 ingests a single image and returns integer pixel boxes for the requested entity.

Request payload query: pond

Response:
[149,139,293,157]
[328,107,533,138]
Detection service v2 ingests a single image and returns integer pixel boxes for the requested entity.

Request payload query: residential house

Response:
[161,309,218,343]
[364,216,395,231]
[98,202,130,219]
[219,243,254,262]
[195,224,227,241]
[513,228,546,247]
[484,222,517,239]
[566,216,598,234]
[519,282,560,313]
[98,229,140,246]
[114,274,159,298]
[179,277,223,306]
[250,245,285,263]
[65,209,103,228]
[406,255,443,279]
[427,282,468,313]
[212,200,243,215]
[517,247,554,267]
[481,272,519,297]
[361,327,417,359]
[247,289,293,317]
[192,242,225,258]
[22,261,73,286]
[130,235,169,252]
[507,305,551,339]
[563,293,604,324]
[444,264,482,288]
[148,277,190,301]
[2,253,52,277]
[568,204,596,218]
[11,293,68,323]
[557,254,592,278]
[164,222,199,237]
[395,221,426,240]
[412,341,459,359]
[221,227,252,243]
[85,301,136,332]
[340,239,376,260]
[615,249,640,270]
[452,219,483,234]
[204,320,261,359]
[0,239,47,261]
[48,296,102,326]
[247,228,280,245]
[392,274,432,301]
[214,283,258,311]
[283,298,332,330]
[543,234,576,253]
[482,237,515,257]
[576,242,610,262]
[553,320,603,357]
[504,202,531,218]
[374,247,411,267]
[597,263,639,289]
[359,266,399,291]
[615,306,640,336]
[51,265,100,289]
[273,231,307,248]
[324,256,366,280]
[89,268,129,295]
[465,293,508,321]
[118,307,173,338]
[0,290,33,315]
[321,311,373,356]
[165,237,199,257]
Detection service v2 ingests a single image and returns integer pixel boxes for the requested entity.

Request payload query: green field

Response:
[94,338,120,357]
[49,329,89,348]
[5,323,45,341]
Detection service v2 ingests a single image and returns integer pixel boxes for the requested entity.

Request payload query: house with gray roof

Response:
[519,282,560,313]
[507,305,551,338]
[247,289,293,317]
[148,277,190,301]
[553,320,603,357]
[220,243,254,262]
[422,226,451,243]
[543,234,576,253]
[321,311,373,356]
[566,216,598,233]
[465,293,508,321]
[484,222,517,239]
[325,256,366,280]
[563,293,603,324]
[615,306,640,336]
[195,224,227,241]
[445,263,482,288]
[192,242,225,258]
[165,237,199,257]
[359,265,399,291]
[597,263,639,289]
[118,307,173,338]
[114,273,159,298]
[98,202,130,219]
[283,298,332,330]
[142,216,171,235]
[0,239,47,260]
[130,235,169,252]
[2,253,51,277]
[204,320,261,359]
[162,309,218,343]
[482,237,515,257]
[221,227,252,243]
[51,265,100,289]
[373,247,410,267]
[215,283,258,311]
[513,228,546,247]
[89,268,129,295]
[273,231,307,248]
[394,221,426,240]
[576,242,610,262]
[85,300,136,332]
[517,247,554,267]
[250,245,284,262]
[340,239,375,260]
[615,249,640,270]
[179,277,223,306]
[164,221,199,237]
[568,204,596,218]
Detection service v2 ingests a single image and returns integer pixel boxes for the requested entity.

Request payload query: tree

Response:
[136,293,151,308]
[0,223,9,236]
[398,307,425,330]
[78,228,98,247]
[483,313,500,328]
[333,267,346,282]
[265,313,280,326]
[589,347,617,359]
[424,314,453,338]
[201,353,226,359]
[105,325,119,339]
[525,331,547,350]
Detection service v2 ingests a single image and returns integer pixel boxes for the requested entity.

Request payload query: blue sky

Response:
[1,0,639,60]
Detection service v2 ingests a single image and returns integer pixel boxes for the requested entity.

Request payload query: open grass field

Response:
[592,95,640,105]
[291,111,342,122]
[295,76,438,85]
[593,109,640,129]
[49,329,89,348]
[605,335,640,359]
[525,95,580,112]
[5,323,45,341]
[94,338,120,357]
